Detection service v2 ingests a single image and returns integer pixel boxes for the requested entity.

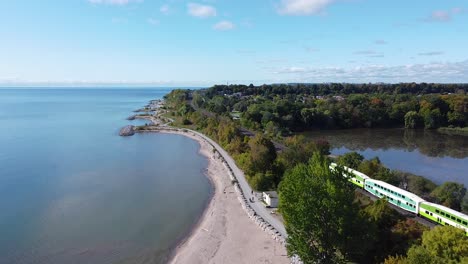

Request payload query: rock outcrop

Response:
[119,125,135,136]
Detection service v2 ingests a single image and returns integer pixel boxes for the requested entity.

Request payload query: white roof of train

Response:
[366,178,426,203]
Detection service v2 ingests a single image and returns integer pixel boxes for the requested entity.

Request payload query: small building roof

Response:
[263,191,278,198]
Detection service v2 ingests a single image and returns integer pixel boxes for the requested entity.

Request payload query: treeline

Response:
[206,83,467,97]
[193,84,467,134]
[337,152,468,214]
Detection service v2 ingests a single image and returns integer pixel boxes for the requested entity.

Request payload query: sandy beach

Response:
[151,130,289,264]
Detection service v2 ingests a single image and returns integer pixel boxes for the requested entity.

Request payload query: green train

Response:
[330,163,468,234]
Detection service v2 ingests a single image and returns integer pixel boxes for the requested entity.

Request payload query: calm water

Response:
[0,88,212,264]
[305,129,468,186]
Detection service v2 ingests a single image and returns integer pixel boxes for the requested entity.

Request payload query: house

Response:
[262,191,279,208]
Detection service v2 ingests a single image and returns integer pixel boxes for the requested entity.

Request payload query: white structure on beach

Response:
[262,191,279,208]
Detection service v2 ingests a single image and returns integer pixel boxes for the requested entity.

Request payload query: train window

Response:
[463,221,467,226]
[436,209,440,213]
[402,195,405,199]
[425,210,429,214]
[451,216,455,220]
[457,219,461,223]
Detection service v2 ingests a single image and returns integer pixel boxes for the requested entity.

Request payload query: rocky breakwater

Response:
[119,125,135,136]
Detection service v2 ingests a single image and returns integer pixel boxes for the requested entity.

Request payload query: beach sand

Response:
[155,130,289,264]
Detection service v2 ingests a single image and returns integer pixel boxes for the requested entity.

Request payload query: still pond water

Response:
[305,129,467,187]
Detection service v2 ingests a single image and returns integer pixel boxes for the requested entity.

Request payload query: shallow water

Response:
[304,128,468,186]
[0,88,212,264]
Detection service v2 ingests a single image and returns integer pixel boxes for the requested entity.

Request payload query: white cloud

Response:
[147,18,160,26]
[304,46,319,52]
[88,0,141,5]
[429,10,451,22]
[278,0,334,16]
[160,4,170,14]
[375,40,388,45]
[425,8,464,22]
[188,3,217,18]
[270,60,468,82]
[213,20,235,31]
[452,7,463,14]
[418,51,444,56]
[354,50,377,55]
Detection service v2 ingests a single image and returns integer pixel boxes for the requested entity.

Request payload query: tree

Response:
[462,192,468,214]
[362,199,402,263]
[279,153,372,263]
[279,136,330,170]
[430,182,467,211]
[358,157,382,177]
[250,171,275,191]
[337,152,364,169]
[383,255,406,264]
[404,111,422,129]
[245,134,277,175]
[404,226,468,264]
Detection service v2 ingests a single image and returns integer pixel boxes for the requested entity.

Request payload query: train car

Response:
[419,202,468,234]
[329,163,370,188]
[364,179,426,214]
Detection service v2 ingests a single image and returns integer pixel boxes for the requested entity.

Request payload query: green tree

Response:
[279,136,330,170]
[462,193,468,214]
[362,199,401,263]
[405,226,468,264]
[404,111,422,129]
[383,255,406,264]
[279,153,371,263]
[250,171,275,191]
[422,109,443,129]
[358,157,382,177]
[337,152,364,169]
[246,134,277,175]
[430,182,467,211]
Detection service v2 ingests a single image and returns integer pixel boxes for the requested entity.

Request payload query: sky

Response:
[1,0,468,86]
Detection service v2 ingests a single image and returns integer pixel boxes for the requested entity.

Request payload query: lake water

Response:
[0,88,212,264]
[305,129,468,187]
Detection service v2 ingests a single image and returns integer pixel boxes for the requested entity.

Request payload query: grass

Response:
[437,127,468,136]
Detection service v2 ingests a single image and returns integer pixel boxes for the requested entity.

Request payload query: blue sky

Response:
[1,0,468,86]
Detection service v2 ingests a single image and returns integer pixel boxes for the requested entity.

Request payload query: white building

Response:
[262,191,279,208]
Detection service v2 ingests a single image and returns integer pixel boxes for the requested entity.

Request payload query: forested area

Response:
[192,83,467,136]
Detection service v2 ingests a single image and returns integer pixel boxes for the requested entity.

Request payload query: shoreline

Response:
[140,129,289,264]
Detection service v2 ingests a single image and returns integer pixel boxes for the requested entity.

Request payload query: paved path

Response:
[189,129,288,238]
